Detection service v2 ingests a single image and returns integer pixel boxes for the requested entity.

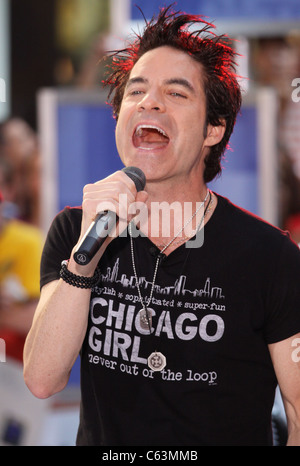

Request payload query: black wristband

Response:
[60,260,100,289]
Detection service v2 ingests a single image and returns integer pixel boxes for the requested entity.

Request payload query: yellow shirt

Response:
[0,220,44,300]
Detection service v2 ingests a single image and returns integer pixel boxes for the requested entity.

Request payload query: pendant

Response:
[148,351,167,372]
[139,308,152,330]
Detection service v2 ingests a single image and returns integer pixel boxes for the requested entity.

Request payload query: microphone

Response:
[73,166,146,265]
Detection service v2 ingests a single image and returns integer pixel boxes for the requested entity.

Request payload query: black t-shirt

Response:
[41,194,300,446]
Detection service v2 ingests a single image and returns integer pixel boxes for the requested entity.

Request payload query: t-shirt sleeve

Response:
[264,234,300,344]
[40,207,82,289]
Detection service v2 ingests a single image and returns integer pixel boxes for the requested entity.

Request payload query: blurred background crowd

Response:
[0,0,299,446]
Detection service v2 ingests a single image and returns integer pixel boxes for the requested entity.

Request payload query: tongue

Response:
[133,128,169,149]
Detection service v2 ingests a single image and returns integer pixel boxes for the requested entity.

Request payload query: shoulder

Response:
[49,206,82,238]
[214,193,300,270]
[43,206,83,260]
[216,194,295,245]
[54,205,82,224]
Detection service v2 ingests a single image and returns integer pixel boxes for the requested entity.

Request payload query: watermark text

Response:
[291,337,300,363]
[95,196,206,249]
[0,77,6,103]
[291,78,300,103]
[0,338,6,362]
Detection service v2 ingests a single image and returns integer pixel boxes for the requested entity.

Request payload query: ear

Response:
[204,120,226,148]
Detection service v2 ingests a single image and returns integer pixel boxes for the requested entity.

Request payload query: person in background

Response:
[0,157,44,362]
[0,117,41,226]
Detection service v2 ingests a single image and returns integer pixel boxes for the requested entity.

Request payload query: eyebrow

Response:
[125,76,196,94]
[125,77,147,89]
[165,78,196,94]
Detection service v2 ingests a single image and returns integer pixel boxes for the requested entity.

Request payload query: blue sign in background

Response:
[131,0,300,20]
[57,104,122,212]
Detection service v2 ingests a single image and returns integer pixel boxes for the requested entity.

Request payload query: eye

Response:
[169,91,187,99]
[128,89,145,97]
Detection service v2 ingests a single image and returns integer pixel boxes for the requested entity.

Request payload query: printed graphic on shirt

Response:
[87,258,225,385]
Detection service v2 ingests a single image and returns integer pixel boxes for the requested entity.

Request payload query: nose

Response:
[138,90,165,113]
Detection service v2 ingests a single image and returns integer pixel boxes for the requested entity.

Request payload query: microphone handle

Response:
[73,210,117,265]
[73,166,145,266]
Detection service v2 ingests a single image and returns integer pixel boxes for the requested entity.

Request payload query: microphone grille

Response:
[122,166,146,192]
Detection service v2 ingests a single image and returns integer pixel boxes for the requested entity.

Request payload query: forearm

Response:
[24,230,109,398]
[286,425,300,446]
[286,412,300,446]
[269,336,300,447]
[23,277,91,399]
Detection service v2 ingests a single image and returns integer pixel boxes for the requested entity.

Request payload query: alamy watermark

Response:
[94,196,206,249]
[291,78,300,103]
[0,338,6,362]
[0,77,6,103]
[291,337,300,363]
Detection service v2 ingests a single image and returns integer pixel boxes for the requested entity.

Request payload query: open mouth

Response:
[132,124,170,150]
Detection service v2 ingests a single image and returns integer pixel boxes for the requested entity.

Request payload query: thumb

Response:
[135,190,148,205]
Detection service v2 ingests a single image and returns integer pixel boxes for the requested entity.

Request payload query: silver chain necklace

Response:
[129,190,211,371]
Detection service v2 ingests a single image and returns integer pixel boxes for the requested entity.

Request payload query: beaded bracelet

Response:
[60,260,100,289]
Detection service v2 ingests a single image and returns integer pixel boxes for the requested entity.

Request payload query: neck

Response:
[145,176,208,205]
[135,182,215,254]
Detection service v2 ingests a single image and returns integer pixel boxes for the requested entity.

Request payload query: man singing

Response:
[24,6,300,446]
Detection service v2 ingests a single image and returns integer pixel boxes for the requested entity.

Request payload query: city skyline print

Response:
[97,258,225,300]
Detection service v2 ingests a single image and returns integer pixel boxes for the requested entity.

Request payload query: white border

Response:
[37,89,59,233]
[257,87,279,226]
[0,0,10,120]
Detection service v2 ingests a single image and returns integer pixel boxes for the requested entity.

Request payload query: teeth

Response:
[136,125,168,137]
